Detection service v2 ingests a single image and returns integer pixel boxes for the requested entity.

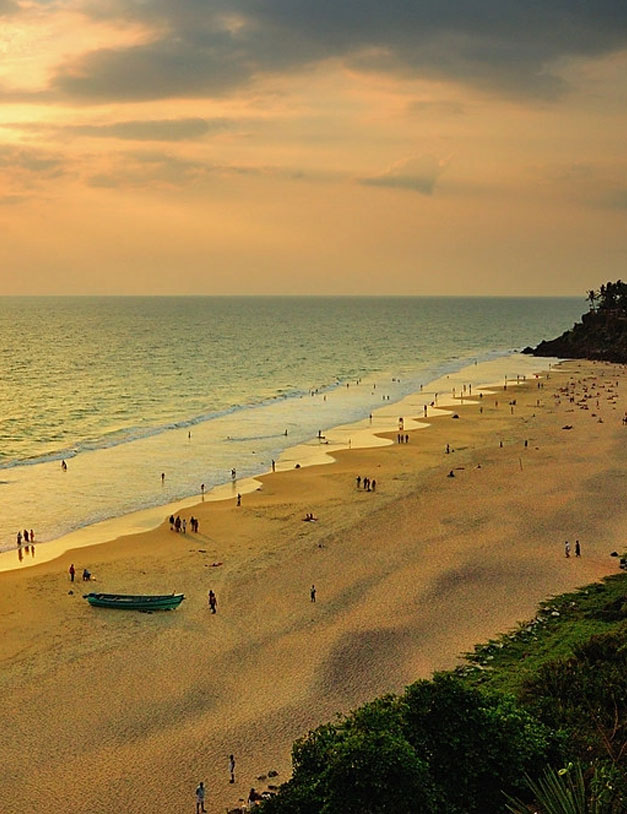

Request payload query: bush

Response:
[261,676,555,814]
[519,629,627,765]
[403,673,557,813]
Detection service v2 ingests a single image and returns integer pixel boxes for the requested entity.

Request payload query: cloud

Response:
[408,100,466,117]
[360,155,447,195]
[606,189,627,209]
[85,150,312,190]
[10,0,626,104]
[69,117,228,141]
[537,161,627,212]
[0,0,17,15]
[0,146,66,177]
[0,194,27,205]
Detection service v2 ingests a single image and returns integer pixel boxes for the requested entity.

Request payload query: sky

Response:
[0,1,626,296]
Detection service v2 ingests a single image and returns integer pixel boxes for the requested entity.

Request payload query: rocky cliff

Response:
[523,283,627,363]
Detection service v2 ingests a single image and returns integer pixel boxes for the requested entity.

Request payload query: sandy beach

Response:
[1,357,626,814]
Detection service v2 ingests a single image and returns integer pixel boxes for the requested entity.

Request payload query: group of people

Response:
[16,528,35,547]
[16,529,36,560]
[565,540,582,558]
[355,475,376,492]
[68,563,91,582]
[169,515,200,533]
[195,771,265,813]
[396,433,409,443]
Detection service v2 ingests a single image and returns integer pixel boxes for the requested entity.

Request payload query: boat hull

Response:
[83,592,185,610]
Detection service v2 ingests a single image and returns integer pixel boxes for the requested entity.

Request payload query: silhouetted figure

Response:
[229,754,236,784]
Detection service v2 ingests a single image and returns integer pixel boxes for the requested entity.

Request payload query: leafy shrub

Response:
[519,629,627,766]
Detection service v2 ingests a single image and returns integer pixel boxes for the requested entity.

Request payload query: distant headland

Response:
[523,280,627,363]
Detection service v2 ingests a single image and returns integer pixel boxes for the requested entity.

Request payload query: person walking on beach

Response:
[69,563,75,582]
[195,781,206,814]
[229,754,236,784]
[16,531,22,547]
[208,590,217,613]
[236,493,241,507]
[575,540,581,557]
[271,459,276,472]
[565,541,571,558]
[371,479,376,492]
[310,584,316,603]
[161,472,165,483]
[356,475,361,488]
[169,514,175,530]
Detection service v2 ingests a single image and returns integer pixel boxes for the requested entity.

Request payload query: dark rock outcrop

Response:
[523,301,627,363]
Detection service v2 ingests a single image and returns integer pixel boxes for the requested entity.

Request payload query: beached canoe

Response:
[83,592,185,610]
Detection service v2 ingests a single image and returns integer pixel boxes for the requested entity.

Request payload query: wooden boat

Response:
[83,592,185,610]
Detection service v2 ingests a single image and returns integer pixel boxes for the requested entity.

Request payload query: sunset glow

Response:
[1,1,626,294]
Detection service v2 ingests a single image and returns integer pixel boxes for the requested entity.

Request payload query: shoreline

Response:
[3,355,624,814]
[0,352,556,573]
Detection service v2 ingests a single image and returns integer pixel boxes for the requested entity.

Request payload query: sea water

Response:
[0,296,582,552]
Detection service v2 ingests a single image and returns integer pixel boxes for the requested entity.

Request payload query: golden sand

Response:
[1,359,625,814]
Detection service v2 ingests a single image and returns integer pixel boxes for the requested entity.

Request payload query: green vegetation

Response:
[506,763,619,814]
[259,572,627,813]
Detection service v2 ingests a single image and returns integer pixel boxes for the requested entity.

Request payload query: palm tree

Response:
[505,764,615,814]
[586,290,598,311]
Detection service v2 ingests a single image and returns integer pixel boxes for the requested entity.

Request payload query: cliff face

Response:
[524,309,627,363]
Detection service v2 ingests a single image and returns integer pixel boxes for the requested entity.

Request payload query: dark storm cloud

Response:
[44,0,627,104]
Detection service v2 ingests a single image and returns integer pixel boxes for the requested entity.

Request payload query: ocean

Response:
[0,295,582,553]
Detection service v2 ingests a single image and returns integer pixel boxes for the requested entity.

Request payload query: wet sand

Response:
[1,358,625,814]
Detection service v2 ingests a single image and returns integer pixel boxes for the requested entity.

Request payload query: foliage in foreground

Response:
[260,675,556,814]
[258,573,627,814]
[505,762,624,814]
